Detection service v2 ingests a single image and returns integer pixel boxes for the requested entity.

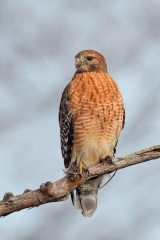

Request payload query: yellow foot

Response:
[79,161,87,175]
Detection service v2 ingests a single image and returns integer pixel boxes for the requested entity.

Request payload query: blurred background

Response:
[0,0,160,239]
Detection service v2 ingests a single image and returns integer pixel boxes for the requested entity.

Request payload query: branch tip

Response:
[3,192,14,201]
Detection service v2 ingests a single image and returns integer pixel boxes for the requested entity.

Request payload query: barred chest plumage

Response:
[67,71,124,167]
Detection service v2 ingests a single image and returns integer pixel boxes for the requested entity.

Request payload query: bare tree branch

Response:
[0,145,160,217]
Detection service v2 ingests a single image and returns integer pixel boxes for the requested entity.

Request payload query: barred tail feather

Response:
[75,177,102,217]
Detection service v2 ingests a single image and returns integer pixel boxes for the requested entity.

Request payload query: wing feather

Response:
[59,85,73,168]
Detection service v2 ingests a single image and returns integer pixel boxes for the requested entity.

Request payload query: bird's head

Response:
[75,50,107,73]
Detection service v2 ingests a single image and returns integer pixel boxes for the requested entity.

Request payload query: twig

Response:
[0,145,160,217]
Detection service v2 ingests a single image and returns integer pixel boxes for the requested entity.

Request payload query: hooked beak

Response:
[75,57,84,68]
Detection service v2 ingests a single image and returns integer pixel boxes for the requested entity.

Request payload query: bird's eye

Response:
[86,56,93,61]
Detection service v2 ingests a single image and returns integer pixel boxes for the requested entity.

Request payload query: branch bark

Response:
[0,145,160,217]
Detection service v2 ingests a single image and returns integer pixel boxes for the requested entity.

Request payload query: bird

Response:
[59,50,125,217]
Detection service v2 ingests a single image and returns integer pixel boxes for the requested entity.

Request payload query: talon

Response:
[106,156,113,164]
[101,156,113,164]
[68,161,78,181]
[79,161,87,175]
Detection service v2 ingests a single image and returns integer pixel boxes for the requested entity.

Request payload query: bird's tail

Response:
[75,177,102,217]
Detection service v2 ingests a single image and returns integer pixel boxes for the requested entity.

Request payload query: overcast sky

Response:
[0,1,160,240]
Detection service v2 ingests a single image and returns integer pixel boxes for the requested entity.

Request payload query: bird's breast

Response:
[68,72,124,165]
[68,72,123,120]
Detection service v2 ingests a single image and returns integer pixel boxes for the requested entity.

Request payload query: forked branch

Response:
[0,145,160,217]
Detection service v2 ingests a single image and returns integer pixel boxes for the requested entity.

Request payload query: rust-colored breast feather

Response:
[68,71,124,167]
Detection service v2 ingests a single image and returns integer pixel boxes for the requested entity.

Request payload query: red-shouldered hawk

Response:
[59,50,125,217]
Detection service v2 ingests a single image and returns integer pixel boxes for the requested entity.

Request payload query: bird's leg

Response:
[78,153,89,177]
[79,161,88,176]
